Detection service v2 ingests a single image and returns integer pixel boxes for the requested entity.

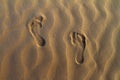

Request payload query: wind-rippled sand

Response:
[0,0,120,80]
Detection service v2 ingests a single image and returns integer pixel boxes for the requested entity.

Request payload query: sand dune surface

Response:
[0,0,120,80]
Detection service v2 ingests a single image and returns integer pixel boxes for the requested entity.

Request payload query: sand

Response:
[0,0,120,80]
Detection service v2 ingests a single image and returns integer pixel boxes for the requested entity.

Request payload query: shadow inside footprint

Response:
[34,34,46,47]
[69,32,86,64]
[27,15,46,47]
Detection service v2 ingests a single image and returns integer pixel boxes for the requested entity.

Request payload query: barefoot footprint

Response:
[28,15,46,47]
[69,32,86,64]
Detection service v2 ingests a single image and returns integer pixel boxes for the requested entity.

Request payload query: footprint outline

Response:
[27,15,46,47]
[69,32,86,64]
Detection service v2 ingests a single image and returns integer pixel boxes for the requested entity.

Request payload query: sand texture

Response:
[0,0,120,80]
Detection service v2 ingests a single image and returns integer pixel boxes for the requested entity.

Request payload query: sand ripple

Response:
[0,0,120,80]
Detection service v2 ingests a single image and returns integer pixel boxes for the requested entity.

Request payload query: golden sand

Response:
[0,0,120,80]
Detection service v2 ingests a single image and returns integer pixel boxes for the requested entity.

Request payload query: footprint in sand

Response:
[27,15,46,47]
[69,32,86,64]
